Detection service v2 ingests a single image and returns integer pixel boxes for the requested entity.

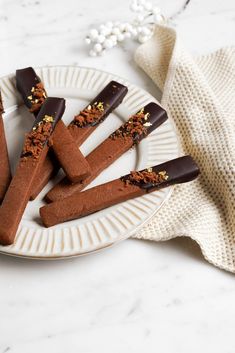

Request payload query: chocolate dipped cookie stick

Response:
[34,80,127,199]
[17,71,128,199]
[16,67,91,184]
[0,91,11,202]
[0,98,64,246]
[67,80,128,144]
[40,156,200,227]
[46,102,168,202]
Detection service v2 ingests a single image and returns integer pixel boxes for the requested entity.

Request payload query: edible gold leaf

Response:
[97,102,104,111]
[43,115,54,123]
[159,170,169,180]
[144,113,150,120]
[137,108,144,115]
[143,122,152,127]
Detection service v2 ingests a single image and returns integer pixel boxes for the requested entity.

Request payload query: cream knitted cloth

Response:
[133,25,235,273]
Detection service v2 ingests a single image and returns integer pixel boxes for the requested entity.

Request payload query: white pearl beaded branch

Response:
[85,0,165,57]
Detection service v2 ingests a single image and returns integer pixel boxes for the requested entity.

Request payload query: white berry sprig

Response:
[85,0,165,57]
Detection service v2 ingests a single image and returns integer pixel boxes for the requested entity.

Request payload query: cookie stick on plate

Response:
[46,102,168,202]
[67,80,128,144]
[0,91,11,202]
[16,70,128,199]
[40,156,200,227]
[32,79,128,199]
[16,67,91,184]
[0,97,65,246]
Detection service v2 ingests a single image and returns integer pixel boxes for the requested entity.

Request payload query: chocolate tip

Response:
[16,67,40,86]
[16,67,42,111]
[153,155,200,185]
[121,155,200,191]
[144,102,168,134]
[37,97,65,121]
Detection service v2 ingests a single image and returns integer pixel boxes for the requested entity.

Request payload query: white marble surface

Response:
[0,0,235,352]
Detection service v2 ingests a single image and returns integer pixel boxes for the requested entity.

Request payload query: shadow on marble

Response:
[137,236,204,262]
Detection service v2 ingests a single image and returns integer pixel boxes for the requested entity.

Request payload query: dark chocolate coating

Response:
[152,156,200,185]
[21,97,65,157]
[79,80,128,127]
[16,67,42,111]
[138,102,168,142]
[122,156,200,191]
[32,97,65,130]
[21,97,66,157]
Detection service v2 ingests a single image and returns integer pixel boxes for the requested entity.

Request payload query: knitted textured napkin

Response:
[133,25,235,273]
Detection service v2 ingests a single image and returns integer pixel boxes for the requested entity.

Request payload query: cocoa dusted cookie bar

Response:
[0,91,11,202]
[40,156,200,227]
[0,97,65,245]
[46,102,168,202]
[16,67,91,185]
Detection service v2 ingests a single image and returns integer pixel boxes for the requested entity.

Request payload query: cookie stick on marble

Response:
[40,156,200,227]
[46,102,168,202]
[16,67,91,184]
[0,91,11,202]
[0,98,65,246]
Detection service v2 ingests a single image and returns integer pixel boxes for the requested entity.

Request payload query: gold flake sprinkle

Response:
[34,99,39,103]
[97,102,104,111]
[159,170,169,180]
[144,112,150,120]
[87,105,92,110]
[43,115,54,123]
[137,108,144,115]
[28,95,33,100]
[143,122,152,127]
[32,126,36,131]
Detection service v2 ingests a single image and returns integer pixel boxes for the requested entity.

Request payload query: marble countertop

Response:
[0,0,235,352]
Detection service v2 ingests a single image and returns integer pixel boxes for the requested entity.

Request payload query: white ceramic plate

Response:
[0,66,179,259]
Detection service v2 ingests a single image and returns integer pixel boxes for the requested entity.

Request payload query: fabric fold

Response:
[133,25,235,273]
